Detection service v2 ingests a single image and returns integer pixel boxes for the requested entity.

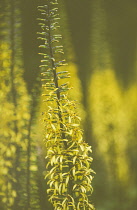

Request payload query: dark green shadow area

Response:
[104,0,137,87]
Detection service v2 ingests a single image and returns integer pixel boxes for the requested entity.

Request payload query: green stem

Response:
[46,2,74,207]
[47,2,66,142]
[10,0,20,209]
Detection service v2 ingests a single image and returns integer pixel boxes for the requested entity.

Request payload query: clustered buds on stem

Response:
[38,1,95,209]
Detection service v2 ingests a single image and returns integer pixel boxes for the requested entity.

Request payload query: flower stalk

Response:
[38,1,95,209]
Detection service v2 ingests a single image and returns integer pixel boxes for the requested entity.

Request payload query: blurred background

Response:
[0,0,137,209]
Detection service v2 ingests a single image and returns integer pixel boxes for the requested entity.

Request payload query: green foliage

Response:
[1,0,137,210]
[0,40,30,209]
[90,70,129,182]
[38,0,95,209]
[0,1,40,209]
[89,69,137,209]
